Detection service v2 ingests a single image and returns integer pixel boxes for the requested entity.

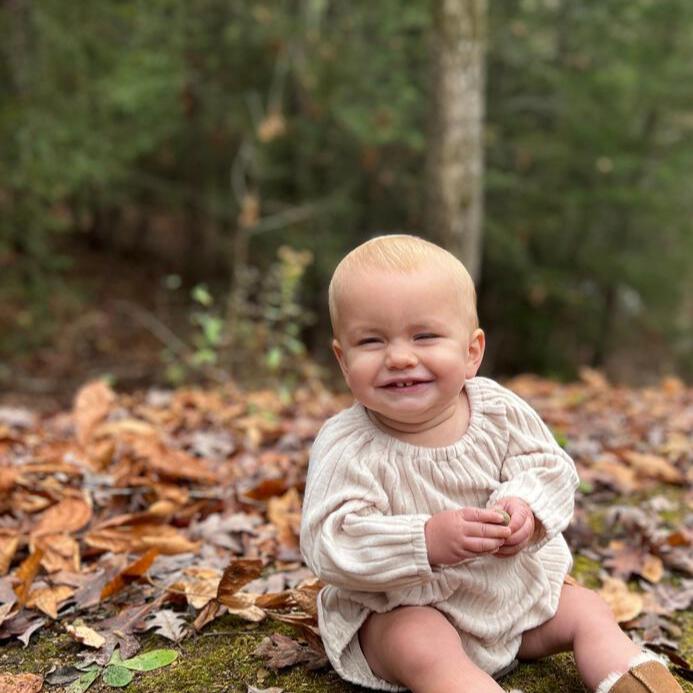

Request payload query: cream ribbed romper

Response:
[300,377,579,691]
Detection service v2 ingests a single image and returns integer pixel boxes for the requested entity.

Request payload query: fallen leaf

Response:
[0,465,20,492]
[641,554,664,584]
[66,667,100,693]
[217,558,263,604]
[13,549,44,605]
[120,648,178,671]
[31,495,92,537]
[0,609,46,647]
[253,633,327,670]
[130,438,217,484]
[26,584,74,619]
[0,673,43,693]
[85,524,199,555]
[44,665,83,686]
[182,567,221,609]
[100,548,159,600]
[620,450,684,484]
[144,609,187,642]
[0,601,17,626]
[102,665,134,687]
[222,591,266,623]
[74,380,115,447]
[598,577,644,623]
[33,533,81,573]
[604,543,663,583]
[192,600,225,631]
[65,621,106,648]
[0,530,20,575]
[267,488,301,552]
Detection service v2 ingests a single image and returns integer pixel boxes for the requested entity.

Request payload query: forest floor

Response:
[0,374,691,693]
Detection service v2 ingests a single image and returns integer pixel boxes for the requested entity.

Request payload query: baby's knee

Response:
[570,586,616,627]
[360,606,464,682]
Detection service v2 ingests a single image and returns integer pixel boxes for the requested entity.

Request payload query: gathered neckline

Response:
[354,377,486,460]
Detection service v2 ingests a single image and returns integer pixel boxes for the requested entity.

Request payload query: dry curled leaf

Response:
[100,548,159,601]
[31,495,92,537]
[253,633,327,671]
[65,621,106,648]
[13,550,44,606]
[598,577,644,623]
[217,559,263,603]
[26,584,74,619]
[74,380,115,446]
[620,451,684,484]
[145,609,187,642]
[0,530,20,576]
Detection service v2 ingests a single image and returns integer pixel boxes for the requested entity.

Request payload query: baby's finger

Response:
[462,507,512,525]
[504,516,533,546]
[507,505,530,534]
[464,521,512,540]
[463,536,507,554]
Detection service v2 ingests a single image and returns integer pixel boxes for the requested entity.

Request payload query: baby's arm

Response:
[487,388,579,554]
[300,456,434,592]
[300,441,511,590]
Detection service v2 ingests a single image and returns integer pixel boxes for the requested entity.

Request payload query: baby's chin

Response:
[367,407,442,431]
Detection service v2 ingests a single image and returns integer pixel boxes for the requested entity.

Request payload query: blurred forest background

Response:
[2,0,692,406]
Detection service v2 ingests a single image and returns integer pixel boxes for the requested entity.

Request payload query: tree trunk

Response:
[425,0,487,282]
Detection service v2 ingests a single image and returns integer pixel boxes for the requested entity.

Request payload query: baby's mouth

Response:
[380,379,433,390]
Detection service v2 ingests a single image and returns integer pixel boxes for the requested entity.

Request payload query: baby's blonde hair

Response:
[329,234,478,334]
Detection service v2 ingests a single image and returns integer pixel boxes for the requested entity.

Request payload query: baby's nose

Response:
[385,343,418,369]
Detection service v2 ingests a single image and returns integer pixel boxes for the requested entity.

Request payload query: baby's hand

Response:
[491,497,535,558]
[424,507,512,566]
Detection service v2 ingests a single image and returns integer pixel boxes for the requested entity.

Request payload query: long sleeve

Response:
[300,421,434,593]
[486,388,579,551]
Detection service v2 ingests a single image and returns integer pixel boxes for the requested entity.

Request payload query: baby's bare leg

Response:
[359,606,504,693]
[518,583,641,691]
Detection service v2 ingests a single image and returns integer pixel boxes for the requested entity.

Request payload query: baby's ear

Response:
[332,338,349,378]
[465,329,485,378]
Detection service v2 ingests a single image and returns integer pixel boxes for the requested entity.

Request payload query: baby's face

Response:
[332,266,484,428]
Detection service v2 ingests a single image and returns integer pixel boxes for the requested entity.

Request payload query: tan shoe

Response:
[610,660,683,693]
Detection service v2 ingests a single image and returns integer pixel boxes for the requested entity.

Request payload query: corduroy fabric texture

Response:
[300,377,580,691]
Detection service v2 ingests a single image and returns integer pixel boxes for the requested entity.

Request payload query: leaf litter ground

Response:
[0,370,691,692]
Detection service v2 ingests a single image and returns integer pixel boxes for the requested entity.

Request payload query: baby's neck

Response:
[367,391,471,448]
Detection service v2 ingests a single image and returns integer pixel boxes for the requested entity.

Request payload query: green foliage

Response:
[118,649,179,672]
[162,245,314,387]
[1,0,691,379]
[102,665,134,687]
[484,0,693,377]
[65,648,178,691]
[230,245,316,385]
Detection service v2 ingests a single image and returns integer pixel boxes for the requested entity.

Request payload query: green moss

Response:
[503,653,586,692]
[570,554,602,589]
[584,507,607,535]
[2,611,691,692]
[0,626,81,675]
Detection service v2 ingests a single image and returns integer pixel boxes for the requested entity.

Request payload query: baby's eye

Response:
[357,337,381,346]
[414,333,438,341]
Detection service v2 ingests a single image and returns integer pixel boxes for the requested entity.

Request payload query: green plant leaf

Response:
[67,668,100,693]
[191,284,213,307]
[102,665,134,687]
[266,346,282,370]
[108,649,124,666]
[121,648,179,671]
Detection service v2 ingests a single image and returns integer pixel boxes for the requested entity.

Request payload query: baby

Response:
[300,235,682,693]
